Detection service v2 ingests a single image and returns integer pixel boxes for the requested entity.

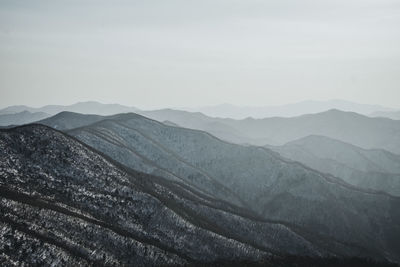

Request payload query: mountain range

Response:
[2,104,400,155]
[1,99,399,121]
[35,111,400,264]
[4,124,398,265]
[266,135,400,196]
[0,111,50,126]
[1,102,400,265]
[183,100,395,119]
[142,109,400,154]
[0,101,139,116]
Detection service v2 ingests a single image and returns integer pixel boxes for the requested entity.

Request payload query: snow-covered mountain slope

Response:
[39,112,400,263]
[2,124,349,265]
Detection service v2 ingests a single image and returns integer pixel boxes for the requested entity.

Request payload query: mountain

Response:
[0,100,393,119]
[0,105,35,115]
[5,103,400,154]
[184,100,394,119]
[266,135,400,196]
[142,109,400,154]
[37,111,107,130]
[141,109,273,145]
[371,110,400,120]
[0,124,320,265]
[4,125,395,266]
[0,101,139,116]
[39,112,400,263]
[0,111,50,126]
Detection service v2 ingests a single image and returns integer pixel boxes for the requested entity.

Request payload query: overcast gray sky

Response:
[0,0,399,109]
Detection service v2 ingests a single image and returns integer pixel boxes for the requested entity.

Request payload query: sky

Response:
[0,0,400,109]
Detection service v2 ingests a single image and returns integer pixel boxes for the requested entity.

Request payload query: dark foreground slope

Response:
[267,135,400,196]
[39,112,400,263]
[1,124,374,266]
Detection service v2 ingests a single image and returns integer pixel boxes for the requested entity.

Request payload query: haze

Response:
[1,0,400,109]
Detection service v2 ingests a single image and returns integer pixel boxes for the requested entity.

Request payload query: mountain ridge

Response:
[0,101,139,116]
[3,123,377,265]
[183,100,395,119]
[39,112,400,199]
[36,112,400,263]
[0,111,50,126]
[142,108,400,154]
[267,135,400,196]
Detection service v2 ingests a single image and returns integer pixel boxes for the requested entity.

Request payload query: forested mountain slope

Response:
[39,112,400,263]
[2,124,347,265]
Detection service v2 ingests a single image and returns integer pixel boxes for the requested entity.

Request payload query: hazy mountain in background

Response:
[184,100,394,119]
[2,103,398,154]
[0,101,139,116]
[370,110,400,120]
[37,111,400,263]
[143,109,400,154]
[37,111,109,130]
[1,99,394,119]
[0,111,50,126]
[141,109,270,145]
[0,105,35,115]
[267,135,400,196]
[4,125,394,266]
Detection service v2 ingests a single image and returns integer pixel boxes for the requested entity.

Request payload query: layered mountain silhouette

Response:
[266,135,400,196]
[35,111,400,264]
[142,109,400,154]
[1,99,392,119]
[4,125,398,266]
[141,109,273,145]
[371,110,400,120]
[37,111,106,130]
[0,111,50,126]
[0,101,139,116]
[2,102,399,154]
[183,100,394,119]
